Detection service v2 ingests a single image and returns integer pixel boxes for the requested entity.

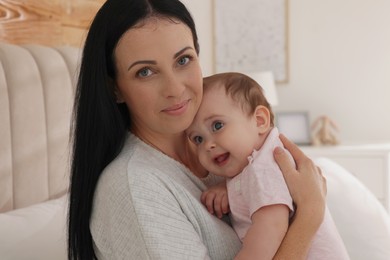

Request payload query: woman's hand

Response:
[272,134,327,259]
[274,134,327,227]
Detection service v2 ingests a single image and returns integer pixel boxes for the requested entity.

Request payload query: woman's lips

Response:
[214,153,230,166]
[162,100,190,115]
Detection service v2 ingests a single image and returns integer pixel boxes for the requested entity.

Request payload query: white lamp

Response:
[245,71,279,106]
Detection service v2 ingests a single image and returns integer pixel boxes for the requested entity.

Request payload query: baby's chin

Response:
[218,168,242,179]
[227,164,248,178]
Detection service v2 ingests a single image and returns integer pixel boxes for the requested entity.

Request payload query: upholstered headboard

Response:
[0,43,80,213]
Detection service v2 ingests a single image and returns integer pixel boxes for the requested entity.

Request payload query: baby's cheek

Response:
[199,154,211,170]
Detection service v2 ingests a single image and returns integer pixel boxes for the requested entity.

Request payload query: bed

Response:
[0,43,79,260]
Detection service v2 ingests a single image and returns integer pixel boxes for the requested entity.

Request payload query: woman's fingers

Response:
[279,134,308,166]
[317,166,327,196]
[274,134,327,209]
[273,146,296,181]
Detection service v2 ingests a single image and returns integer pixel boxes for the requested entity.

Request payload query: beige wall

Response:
[181,0,214,76]
[185,0,390,143]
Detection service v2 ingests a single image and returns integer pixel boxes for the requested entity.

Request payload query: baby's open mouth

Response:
[214,153,229,166]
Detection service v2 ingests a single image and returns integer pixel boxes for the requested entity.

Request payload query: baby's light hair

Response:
[203,72,274,126]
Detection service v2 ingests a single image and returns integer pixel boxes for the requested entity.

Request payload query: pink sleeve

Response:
[240,164,294,218]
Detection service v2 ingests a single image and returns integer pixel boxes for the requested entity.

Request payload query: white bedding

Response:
[316,157,390,260]
[0,195,67,260]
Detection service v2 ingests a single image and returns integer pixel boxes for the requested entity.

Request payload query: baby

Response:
[186,72,349,259]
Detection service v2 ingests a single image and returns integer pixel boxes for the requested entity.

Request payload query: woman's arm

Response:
[273,134,327,259]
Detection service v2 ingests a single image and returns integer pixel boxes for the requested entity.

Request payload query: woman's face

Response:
[114,18,203,137]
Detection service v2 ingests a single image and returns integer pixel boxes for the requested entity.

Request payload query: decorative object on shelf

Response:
[245,71,278,106]
[275,111,312,145]
[311,115,339,146]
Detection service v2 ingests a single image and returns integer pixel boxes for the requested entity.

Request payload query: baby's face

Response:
[186,86,263,178]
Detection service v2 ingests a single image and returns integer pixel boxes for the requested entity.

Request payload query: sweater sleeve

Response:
[91,135,242,260]
[91,160,211,260]
[129,168,212,259]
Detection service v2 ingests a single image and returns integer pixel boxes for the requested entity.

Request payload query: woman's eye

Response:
[137,68,152,78]
[193,136,203,144]
[212,121,224,132]
[178,56,190,66]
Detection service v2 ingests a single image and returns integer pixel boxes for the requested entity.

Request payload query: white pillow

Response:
[315,157,390,260]
[0,195,68,260]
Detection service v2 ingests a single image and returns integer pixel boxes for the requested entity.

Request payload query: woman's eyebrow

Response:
[127,60,156,71]
[174,46,193,59]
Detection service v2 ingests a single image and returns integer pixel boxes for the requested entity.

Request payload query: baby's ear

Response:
[254,105,271,134]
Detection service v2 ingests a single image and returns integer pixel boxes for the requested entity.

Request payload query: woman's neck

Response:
[133,130,208,178]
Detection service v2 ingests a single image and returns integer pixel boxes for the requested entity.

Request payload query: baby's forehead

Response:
[185,123,199,136]
[203,81,226,94]
[186,108,216,135]
[187,112,206,133]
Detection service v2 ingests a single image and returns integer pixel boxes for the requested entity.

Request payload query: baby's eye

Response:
[212,121,224,132]
[192,135,203,145]
[137,68,152,78]
[177,56,190,66]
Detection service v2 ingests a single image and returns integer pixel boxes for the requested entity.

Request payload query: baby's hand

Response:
[201,181,229,218]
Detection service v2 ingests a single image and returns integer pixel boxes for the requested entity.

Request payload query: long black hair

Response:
[68,0,199,259]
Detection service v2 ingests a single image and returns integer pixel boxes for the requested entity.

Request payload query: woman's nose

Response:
[163,74,185,98]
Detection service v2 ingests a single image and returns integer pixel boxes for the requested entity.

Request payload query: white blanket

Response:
[316,157,390,260]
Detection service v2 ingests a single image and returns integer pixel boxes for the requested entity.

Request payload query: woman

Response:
[68,0,326,259]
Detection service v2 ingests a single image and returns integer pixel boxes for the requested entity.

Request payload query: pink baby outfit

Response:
[226,127,350,259]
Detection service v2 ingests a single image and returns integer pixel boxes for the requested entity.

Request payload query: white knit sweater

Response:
[91,133,241,259]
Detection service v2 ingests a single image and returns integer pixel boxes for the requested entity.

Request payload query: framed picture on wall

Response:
[275,111,311,145]
[213,0,288,83]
